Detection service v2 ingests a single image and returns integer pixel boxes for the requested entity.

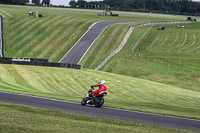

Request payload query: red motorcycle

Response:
[81,88,107,107]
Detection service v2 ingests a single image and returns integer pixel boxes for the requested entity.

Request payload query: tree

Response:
[68,0,200,14]
[42,0,50,6]
[77,0,86,8]
[0,0,30,5]
[69,0,77,8]
[32,0,40,5]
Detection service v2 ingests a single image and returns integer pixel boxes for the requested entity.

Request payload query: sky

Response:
[30,0,200,6]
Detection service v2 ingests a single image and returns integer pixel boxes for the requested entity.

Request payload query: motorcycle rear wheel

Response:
[95,97,104,107]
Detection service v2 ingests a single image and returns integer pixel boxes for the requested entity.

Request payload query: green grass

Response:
[0,64,200,120]
[0,102,194,133]
[0,4,187,62]
[84,22,200,91]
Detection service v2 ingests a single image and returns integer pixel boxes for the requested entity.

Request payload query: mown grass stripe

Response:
[154,33,170,53]
[6,65,35,90]
[10,18,50,52]
[0,9,14,18]
[63,75,82,96]
[167,32,186,54]
[38,19,87,59]
[0,65,33,91]
[187,36,200,54]
[149,34,168,54]
[25,17,76,58]
[17,16,62,56]
[52,74,71,94]
[166,31,180,53]
[176,34,193,54]
[178,34,195,53]
[30,19,73,58]
[172,33,188,53]
[43,73,67,95]
[145,33,160,52]
[71,73,92,93]
[9,18,36,37]
[193,42,200,54]
[27,69,53,93]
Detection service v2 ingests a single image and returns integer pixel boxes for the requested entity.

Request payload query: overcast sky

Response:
[30,0,200,6]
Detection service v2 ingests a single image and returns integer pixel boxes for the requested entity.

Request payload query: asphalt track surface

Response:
[0,92,200,132]
[59,21,135,64]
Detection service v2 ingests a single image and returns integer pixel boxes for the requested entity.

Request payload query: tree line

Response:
[0,0,29,5]
[0,0,50,6]
[0,0,199,14]
[70,0,200,14]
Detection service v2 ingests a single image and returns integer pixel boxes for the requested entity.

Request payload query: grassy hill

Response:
[0,4,186,62]
[81,22,200,92]
[0,64,200,120]
[0,5,199,132]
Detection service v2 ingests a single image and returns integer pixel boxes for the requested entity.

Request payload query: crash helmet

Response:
[100,80,106,85]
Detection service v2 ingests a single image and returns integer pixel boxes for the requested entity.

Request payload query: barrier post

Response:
[0,15,4,57]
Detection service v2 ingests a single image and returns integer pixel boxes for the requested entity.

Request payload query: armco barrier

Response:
[0,15,4,57]
[0,57,81,69]
[4,57,49,63]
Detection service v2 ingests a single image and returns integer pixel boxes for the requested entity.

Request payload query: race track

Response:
[59,21,135,64]
[0,91,200,132]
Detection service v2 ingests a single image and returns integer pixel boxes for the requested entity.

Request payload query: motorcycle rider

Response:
[90,80,107,97]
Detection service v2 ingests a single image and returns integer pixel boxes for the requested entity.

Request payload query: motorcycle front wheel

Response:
[81,97,87,106]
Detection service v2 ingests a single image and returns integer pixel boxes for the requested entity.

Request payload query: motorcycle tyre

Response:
[95,97,104,107]
[81,97,87,106]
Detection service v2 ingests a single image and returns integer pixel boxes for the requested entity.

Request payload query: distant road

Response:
[0,91,200,132]
[59,21,136,64]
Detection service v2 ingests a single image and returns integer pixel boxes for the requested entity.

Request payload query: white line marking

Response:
[59,22,100,63]
[78,25,109,64]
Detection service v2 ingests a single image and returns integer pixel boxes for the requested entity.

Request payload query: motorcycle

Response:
[81,88,107,107]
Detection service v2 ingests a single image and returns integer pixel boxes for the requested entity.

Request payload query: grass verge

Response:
[0,102,194,133]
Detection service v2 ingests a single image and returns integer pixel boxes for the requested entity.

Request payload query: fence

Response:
[95,21,192,71]
[134,53,200,75]
[0,15,4,57]
[0,57,81,69]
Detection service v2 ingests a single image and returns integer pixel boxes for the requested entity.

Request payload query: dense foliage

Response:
[0,0,29,5]
[32,0,40,5]
[101,0,200,13]
[69,0,200,14]
[0,0,50,6]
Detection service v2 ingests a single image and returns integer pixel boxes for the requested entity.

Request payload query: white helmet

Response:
[100,80,106,85]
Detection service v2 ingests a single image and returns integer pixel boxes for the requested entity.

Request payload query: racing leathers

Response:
[91,83,107,97]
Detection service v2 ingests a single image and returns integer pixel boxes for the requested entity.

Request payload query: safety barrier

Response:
[0,57,81,69]
[95,21,192,71]
[0,15,4,57]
